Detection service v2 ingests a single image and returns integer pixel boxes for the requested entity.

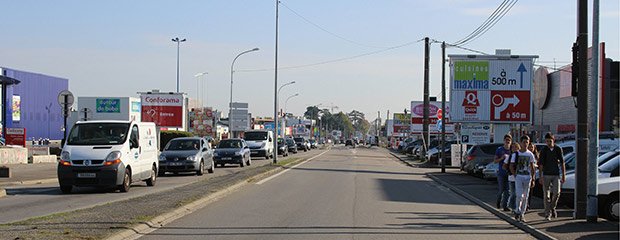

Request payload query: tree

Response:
[304,106,321,121]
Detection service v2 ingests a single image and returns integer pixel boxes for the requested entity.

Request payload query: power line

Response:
[237,38,425,72]
[451,0,518,46]
[280,1,390,49]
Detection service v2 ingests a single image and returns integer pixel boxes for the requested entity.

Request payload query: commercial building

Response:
[0,67,68,140]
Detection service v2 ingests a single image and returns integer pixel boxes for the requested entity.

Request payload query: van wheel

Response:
[197,161,204,176]
[604,193,619,221]
[119,169,131,192]
[146,165,157,186]
[60,185,72,194]
[207,160,215,174]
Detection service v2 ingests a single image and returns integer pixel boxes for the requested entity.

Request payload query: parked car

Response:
[462,143,503,176]
[309,139,318,149]
[158,137,214,176]
[597,177,619,221]
[58,121,158,193]
[276,138,289,157]
[556,138,619,157]
[243,130,274,160]
[561,155,620,207]
[345,139,355,148]
[294,137,309,152]
[286,138,298,154]
[213,139,251,167]
[482,162,499,180]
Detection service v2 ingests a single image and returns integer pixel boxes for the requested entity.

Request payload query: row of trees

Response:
[303,106,370,138]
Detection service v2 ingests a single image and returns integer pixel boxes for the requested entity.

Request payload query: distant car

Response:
[294,137,309,152]
[285,138,298,154]
[462,143,503,176]
[276,138,289,157]
[345,139,355,148]
[309,139,318,149]
[213,139,251,167]
[159,137,215,176]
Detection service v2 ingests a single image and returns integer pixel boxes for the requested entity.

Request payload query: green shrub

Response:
[160,130,194,150]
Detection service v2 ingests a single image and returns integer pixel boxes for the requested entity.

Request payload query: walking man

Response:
[510,135,536,222]
[538,132,566,220]
[494,134,512,211]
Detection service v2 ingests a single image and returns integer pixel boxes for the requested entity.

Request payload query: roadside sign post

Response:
[58,90,74,146]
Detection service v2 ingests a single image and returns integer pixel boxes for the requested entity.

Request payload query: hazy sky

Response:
[1,0,618,121]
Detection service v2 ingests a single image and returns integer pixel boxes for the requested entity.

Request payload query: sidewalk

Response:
[0,163,58,187]
[388,149,619,240]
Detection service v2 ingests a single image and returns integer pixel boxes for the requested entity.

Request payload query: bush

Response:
[160,130,194,150]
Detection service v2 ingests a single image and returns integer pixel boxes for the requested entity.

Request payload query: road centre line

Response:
[255,149,329,185]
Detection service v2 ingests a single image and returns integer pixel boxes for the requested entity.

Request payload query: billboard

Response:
[449,55,536,123]
[392,113,411,137]
[96,98,121,113]
[189,107,214,137]
[410,101,453,134]
[141,94,184,128]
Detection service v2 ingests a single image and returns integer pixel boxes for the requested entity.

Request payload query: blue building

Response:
[0,67,69,140]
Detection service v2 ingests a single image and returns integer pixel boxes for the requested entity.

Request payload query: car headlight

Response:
[187,155,196,161]
[159,155,167,161]
[61,151,71,161]
[235,151,243,156]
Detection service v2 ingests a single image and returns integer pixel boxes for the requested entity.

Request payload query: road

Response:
[0,150,315,224]
[140,145,532,240]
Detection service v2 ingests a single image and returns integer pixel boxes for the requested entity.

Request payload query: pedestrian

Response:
[527,142,540,211]
[538,132,566,221]
[494,134,512,211]
[505,142,520,212]
[510,135,537,222]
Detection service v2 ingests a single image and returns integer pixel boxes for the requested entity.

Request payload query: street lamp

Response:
[229,47,260,138]
[172,37,187,93]
[283,93,299,135]
[277,81,296,139]
[194,72,208,107]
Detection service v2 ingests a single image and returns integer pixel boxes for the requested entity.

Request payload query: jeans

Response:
[496,174,509,208]
[543,175,561,216]
[508,180,516,210]
[515,174,532,215]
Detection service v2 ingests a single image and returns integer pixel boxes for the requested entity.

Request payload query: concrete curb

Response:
[426,173,558,240]
[0,178,58,188]
[106,149,330,240]
[388,151,418,168]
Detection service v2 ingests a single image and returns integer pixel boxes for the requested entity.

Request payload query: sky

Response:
[1,0,618,122]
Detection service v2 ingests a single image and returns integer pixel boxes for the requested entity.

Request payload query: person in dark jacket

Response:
[538,132,566,221]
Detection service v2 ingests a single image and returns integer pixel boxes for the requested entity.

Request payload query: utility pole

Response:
[587,0,600,222]
[422,37,430,157]
[273,0,279,164]
[574,0,589,219]
[441,42,446,173]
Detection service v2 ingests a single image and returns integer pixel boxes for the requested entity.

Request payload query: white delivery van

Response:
[243,130,274,159]
[58,120,159,193]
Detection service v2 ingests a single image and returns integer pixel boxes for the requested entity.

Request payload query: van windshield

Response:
[244,132,268,141]
[67,123,129,145]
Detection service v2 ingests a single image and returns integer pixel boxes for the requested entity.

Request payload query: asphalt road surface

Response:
[140,145,533,240]
[0,151,313,224]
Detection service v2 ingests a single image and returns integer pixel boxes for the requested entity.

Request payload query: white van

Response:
[243,130,274,159]
[58,121,159,193]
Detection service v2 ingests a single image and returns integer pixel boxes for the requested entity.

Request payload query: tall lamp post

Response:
[284,93,299,138]
[229,48,259,138]
[277,81,295,139]
[194,72,208,107]
[172,37,186,93]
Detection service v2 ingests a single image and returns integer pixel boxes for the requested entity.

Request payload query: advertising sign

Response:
[12,95,21,122]
[6,128,26,147]
[141,94,184,128]
[410,101,453,134]
[131,101,141,113]
[460,123,491,145]
[392,113,411,136]
[189,107,214,137]
[96,98,121,113]
[449,55,536,123]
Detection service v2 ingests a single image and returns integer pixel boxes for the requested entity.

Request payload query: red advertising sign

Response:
[489,90,530,122]
[141,94,184,128]
[6,128,26,147]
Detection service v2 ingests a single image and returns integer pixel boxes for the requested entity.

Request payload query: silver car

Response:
[159,137,214,176]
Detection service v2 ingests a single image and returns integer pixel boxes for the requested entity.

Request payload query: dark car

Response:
[345,139,356,148]
[159,137,214,176]
[294,137,309,152]
[286,138,298,153]
[462,143,503,176]
[213,139,251,167]
[428,141,457,165]
[276,138,289,157]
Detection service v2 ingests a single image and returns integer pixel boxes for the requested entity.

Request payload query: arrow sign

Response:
[494,94,520,120]
[517,63,527,88]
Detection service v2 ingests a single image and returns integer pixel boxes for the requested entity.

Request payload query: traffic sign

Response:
[57,90,74,108]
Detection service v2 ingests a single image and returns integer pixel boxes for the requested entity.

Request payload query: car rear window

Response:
[479,144,503,155]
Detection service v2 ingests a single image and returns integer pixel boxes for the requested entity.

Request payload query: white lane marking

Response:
[255,150,329,185]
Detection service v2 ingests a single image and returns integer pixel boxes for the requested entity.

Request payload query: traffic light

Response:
[571,41,579,97]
